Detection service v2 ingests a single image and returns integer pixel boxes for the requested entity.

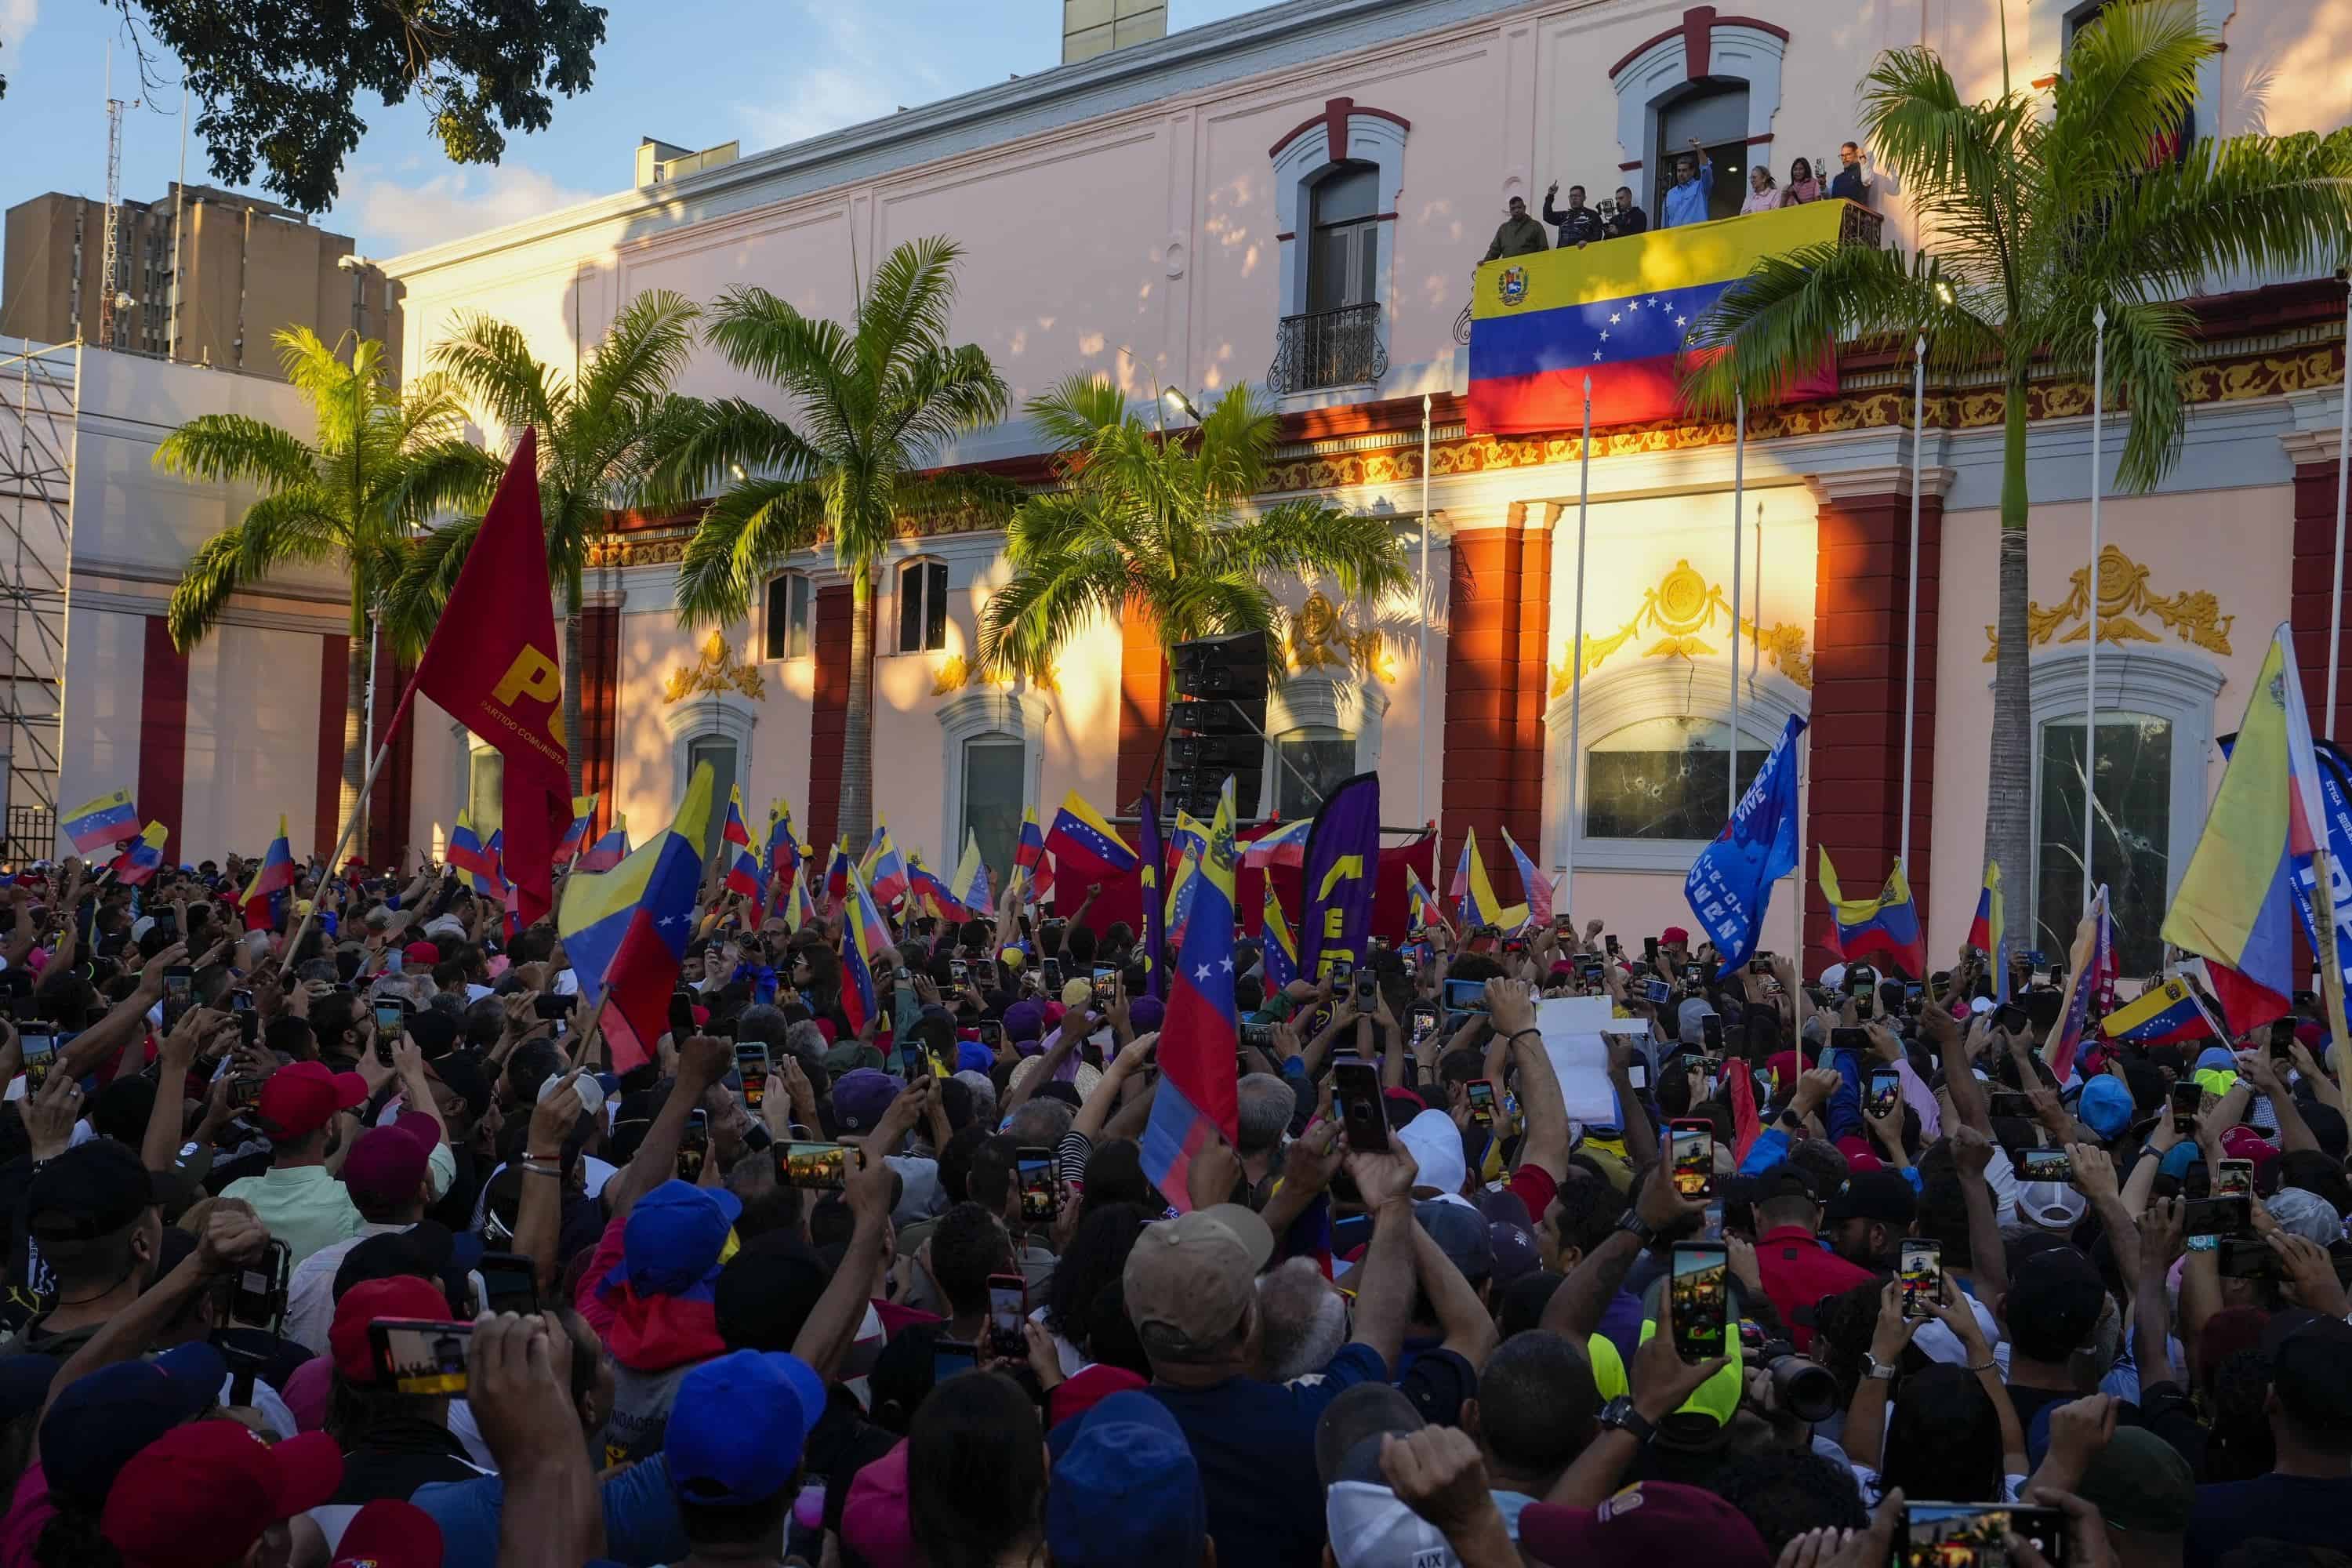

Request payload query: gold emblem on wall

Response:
[1550,558,1813,697]
[932,652,1059,695]
[1286,590,1397,683]
[662,631,768,703]
[1981,543,2234,662]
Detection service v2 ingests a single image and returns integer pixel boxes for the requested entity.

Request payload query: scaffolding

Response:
[0,341,80,862]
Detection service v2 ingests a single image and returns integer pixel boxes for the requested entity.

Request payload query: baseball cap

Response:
[1396,1109,1468,1200]
[1122,1204,1275,1362]
[831,1069,904,1134]
[401,940,441,967]
[666,1350,823,1507]
[2016,1181,2089,1232]
[25,1138,172,1241]
[1823,1169,1916,1226]
[2077,1076,2135,1139]
[328,1499,444,1568]
[2074,1425,2194,1535]
[2265,1310,2352,1442]
[1661,927,1690,945]
[1327,1475,1459,1568]
[257,1060,368,1140]
[100,1421,344,1568]
[329,1275,455,1383]
[2266,1185,2343,1243]
[841,1442,917,1568]
[332,1219,477,1308]
[612,1179,743,1297]
[1488,1221,1541,1287]
[1414,1200,1494,1283]
[1047,1391,1207,1568]
[339,1113,438,1208]
[40,1342,228,1510]
[2005,1246,2106,1352]
[1061,978,1094,1010]
[1520,1482,1771,1568]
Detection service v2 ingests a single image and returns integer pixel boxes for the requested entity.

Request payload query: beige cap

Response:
[1061,977,1094,1010]
[1121,1204,1276,1362]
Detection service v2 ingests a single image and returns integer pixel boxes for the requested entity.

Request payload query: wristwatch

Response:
[1864,1353,1900,1382]
[1596,1396,1656,1445]
[1613,1210,1659,1246]
[1778,1106,1806,1131]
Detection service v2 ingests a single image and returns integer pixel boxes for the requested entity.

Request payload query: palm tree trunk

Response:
[1985,376,2034,944]
[839,561,876,852]
[340,603,370,861]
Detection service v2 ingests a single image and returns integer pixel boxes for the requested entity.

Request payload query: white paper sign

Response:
[1534,996,1622,1124]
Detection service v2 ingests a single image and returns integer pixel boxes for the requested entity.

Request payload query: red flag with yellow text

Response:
[403,428,571,927]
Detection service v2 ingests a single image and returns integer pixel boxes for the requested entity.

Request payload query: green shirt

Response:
[220,1163,366,1268]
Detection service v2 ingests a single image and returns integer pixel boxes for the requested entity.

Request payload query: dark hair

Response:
[1878,1364,2002,1504]
[2202,1347,2278,1483]
[263,1014,316,1061]
[1548,1166,1629,1259]
[908,1373,1045,1568]
[1078,1138,1157,1218]
[503,1040,566,1109]
[938,1122,991,1206]
[1473,1332,1596,1478]
[928,1203,1011,1319]
[1497,1271,1566,1339]
[967,1136,1018,1214]
[327,1375,444,1450]
[678,1493,793,1552]
[310,991,363,1056]
[1909,1167,1976,1270]
[1711,1450,1869,1555]
[1043,1203,1145,1342]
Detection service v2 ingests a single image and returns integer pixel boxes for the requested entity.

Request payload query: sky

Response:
[0,0,1266,261]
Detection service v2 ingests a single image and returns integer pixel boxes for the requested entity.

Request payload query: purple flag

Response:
[1300,772,1381,982]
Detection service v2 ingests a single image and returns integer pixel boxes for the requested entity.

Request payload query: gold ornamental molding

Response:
[1981,543,2234,662]
[1285,590,1397,683]
[932,652,1059,695]
[1550,558,1813,698]
[662,631,768,703]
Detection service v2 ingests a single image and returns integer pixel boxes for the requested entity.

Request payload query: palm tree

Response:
[975,375,1412,742]
[387,290,703,792]
[1679,1,2352,919]
[158,328,489,848]
[656,238,1014,851]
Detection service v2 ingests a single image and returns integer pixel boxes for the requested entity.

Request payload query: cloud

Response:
[731,5,942,151]
[0,0,36,49]
[333,163,600,256]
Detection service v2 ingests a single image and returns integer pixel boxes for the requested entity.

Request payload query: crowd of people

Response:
[0,848,2344,1568]
[1482,140,1877,261]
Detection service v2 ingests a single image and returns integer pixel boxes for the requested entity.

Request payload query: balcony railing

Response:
[1267,303,1388,394]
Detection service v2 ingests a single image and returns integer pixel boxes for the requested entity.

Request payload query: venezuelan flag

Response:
[1241,816,1312,869]
[1261,878,1300,994]
[906,852,964,922]
[1966,862,2009,1004]
[1165,823,1204,949]
[1142,778,1241,1212]
[779,869,814,933]
[553,794,600,867]
[1014,805,1054,903]
[824,840,852,902]
[1467,200,1854,434]
[1045,790,1138,881]
[1451,828,1527,932]
[862,818,911,906]
[1501,826,1554,930]
[765,800,800,882]
[838,858,898,1037]
[2100,975,2219,1047]
[448,813,500,895]
[2044,887,2105,1082]
[949,830,993,919]
[1405,862,1439,928]
[723,845,765,903]
[61,787,138,855]
[722,786,753,851]
[1818,848,1928,979]
[577,816,629,874]
[2162,624,2327,1031]
[241,815,297,931]
[110,820,169,885]
[558,764,713,1073]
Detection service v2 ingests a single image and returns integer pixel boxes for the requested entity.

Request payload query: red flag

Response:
[401,428,571,927]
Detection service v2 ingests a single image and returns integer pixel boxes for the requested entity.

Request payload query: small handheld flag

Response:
[577,817,630,874]
[241,816,297,931]
[558,765,714,1073]
[1262,879,1300,994]
[61,788,138,855]
[1044,791,1138,880]
[2100,974,2220,1047]
[1014,805,1054,903]
[1967,862,2009,1004]
[1501,826,1553,931]
[1817,848,1928,979]
[554,794,600,867]
[110,821,170,886]
[1141,777,1242,1211]
[838,859,899,1038]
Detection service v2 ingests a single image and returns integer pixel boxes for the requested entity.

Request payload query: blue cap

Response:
[42,1341,227,1510]
[2078,1076,2135,1139]
[618,1181,743,1297]
[955,1042,994,1075]
[666,1350,822,1506]
[1045,1391,1206,1568]
[2160,1141,2204,1181]
[2194,1045,2237,1074]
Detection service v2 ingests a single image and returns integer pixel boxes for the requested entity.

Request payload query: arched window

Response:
[1267,98,1407,396]
[939,688,1051,890]
[764,572,812,662]
[1606,13,1787,216]
[896,559,950,654]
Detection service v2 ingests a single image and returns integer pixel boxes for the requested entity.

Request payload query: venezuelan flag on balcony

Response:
[1466,201,1854,435]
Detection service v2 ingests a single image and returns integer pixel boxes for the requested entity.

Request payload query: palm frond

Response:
[376,439,503,532]
[165,492,343,649]
[379,514,486,659]
[575,290,702,435]
[1216,501,1412,604]
[974,543,1134,680]
[152,415,318,492]
[2047,0,2211,197]
[673,478,829,626]
[2056,297,2197,494]
[2078,128,2352,297]
[885,344,1013,463]
[1025,374,1133,457]
[641,396,825,510]
[858,237,966,392]
[431,311,562,432]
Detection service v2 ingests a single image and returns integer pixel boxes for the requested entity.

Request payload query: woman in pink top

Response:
[1780,157,1822,206]
[1740,165,1780,216]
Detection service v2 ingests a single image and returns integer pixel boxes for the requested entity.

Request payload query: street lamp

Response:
[337,252,376,343]
[1162,386,1203,424]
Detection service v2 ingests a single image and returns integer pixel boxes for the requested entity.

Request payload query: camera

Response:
[1742,1325,1837,1422]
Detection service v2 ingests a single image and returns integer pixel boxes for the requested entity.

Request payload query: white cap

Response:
[1327,1483,1462,1568]
[1820,963,1847,990]
[1969,996,1996,1016]
[2017,1181,2087,1231]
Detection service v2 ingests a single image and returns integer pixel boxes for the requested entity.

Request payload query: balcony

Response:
[1267,303,1388,394]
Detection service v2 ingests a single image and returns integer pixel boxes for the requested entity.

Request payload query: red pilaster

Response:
[576,605,622,835]
[314,635,348,857]
[1116,602,1167,814]
[362,637,415,873]
[1440,509,1552,879]
[2291,412,2350,735]
[136,617,188,855]
[806,583,854,858]
[1804,482,1943,975]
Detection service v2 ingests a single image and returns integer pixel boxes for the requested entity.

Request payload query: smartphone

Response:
[1994,1003,2031,1036]
[1643,936,1660,964]
[2216,1235,2275,1279]
[2213,1157,2255,1200]
[1606,935,1621,956]
[1440,977,1486,1015]
[1500,937,1528,956]
[1334,1061,1388,1152]
[1867,1067,1901,1120]
[1987,1091,2037,1120]
[779,1140,863,1190]
[1899,1239,1942,1320]
[931,1340,980,1381]
[1831,1026,1870,1057]
[2183,1194,2250,1239]
[1408,1004,1439,1042]
[2018,1146,2074,1185]
[1355,970,1377,1009]
[162,964,194,1011]
[383,950,404,975]
[678,1109,710,1181]
[1627,1059,1650,1091]
[2270,1017,2298,1062]
[229,1075,263,1109]
[949,959,970,985]
[18,1029,55,1092]
[735,1044,771,1109]
[1041,959,1063,991]
[1668,1241,1728,1362]
[1015,1146,1058,1224]
[532,993,572,1021]
[1466,1078,1497,1127]
[367,1319,474,1396]
[1669,1118,1714,1200]
[1700,1014,1722,1052]
[1091,967,1116,1004]
[227,1239,291,1333]
[1644,978,1672,1006]
[2171,1080,2203,1136]
[977,1019,1004,1050]
[477,1250,539,1316]
[1898,1503,2068,1568]
[228,990,253,1014]
[986,1272,1026,1358]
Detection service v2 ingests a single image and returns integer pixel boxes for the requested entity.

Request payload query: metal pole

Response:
[360,608,380,862]
[1565,378,1592,912]
[166,96,187,364]
[1902,335,1925,873]
[2329,278,2352,739]
[2085,303,2106,912]
[1730,393,1744,823]
[1417,394,1432,826]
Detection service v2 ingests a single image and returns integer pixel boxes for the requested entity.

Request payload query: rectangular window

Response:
[1583,717,1764,842]
[764,575,811,661]
[1274,731,1357,820]
[899,561,949,653]
[686,736,740,863]
[963,739,1026,891]
[2035,713,2172,976]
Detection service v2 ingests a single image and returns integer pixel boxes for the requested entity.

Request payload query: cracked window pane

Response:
[2036,713,2170,976]
[1276,730,1356,820]
[1585,716,1765,842]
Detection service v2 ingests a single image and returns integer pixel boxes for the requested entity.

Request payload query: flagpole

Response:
[1417,393,1432,828]
[1793,734,1807,1068]
[1565,377,1592,916]
[1730,391,1744,828]
[1902,334,1925,873]
[2329,275,2352,740]
[2085,303,2106,913]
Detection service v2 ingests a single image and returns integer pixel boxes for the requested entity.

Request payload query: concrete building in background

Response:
[1,185,401,377]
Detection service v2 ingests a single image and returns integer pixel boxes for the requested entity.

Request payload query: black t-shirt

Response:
[2004,1381,2078,1432]
[2186,1473,2352,1566]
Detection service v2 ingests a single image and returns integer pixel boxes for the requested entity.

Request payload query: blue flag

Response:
[1300,772,1381,981]
[1684,713,1807,978]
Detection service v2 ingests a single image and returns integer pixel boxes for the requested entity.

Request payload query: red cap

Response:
[329,1498,444,1568]
[339,1112,438,1208]
[401,940,441,967]
[100,1422,343,1568]
[258,1062,369,1141]
[1661,927,1691,945]
[1520,1483,1769,1568]
[329,1275,453,1383]
[2221,1125,2275,1163]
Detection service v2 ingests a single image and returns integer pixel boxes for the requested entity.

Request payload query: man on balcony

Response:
[1481,195,1549,263]
[1541,182,1602,248]
[1828,141,1875,207]
[1603,185,1647,240]
[1661,138,1714,228]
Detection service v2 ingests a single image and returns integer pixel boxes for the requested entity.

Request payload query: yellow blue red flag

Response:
[558,765,713,1074]
[1818,848,1927,979]
[1142,777,1240,1211]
